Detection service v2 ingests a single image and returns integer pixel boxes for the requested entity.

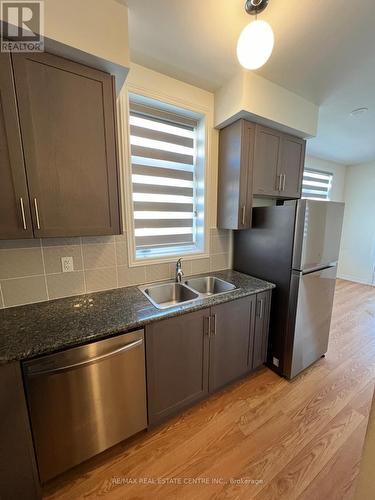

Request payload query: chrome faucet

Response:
[175,258,184,283]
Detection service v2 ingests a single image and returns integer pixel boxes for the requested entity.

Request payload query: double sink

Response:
[139,276,237,310]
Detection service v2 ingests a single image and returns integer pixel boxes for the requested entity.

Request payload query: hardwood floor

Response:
[44,279,375,500]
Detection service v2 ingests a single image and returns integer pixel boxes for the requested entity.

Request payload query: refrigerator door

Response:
[286,265,337,379]
[291,200,345,272]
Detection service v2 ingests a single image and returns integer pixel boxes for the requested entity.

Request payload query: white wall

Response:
[215,70,319,138]
[1,0,130,91]
[338,161,375,285]
[44,0,129,68]
[304,155,347,202]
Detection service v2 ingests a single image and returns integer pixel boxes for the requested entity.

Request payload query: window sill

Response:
[128,250,210,268]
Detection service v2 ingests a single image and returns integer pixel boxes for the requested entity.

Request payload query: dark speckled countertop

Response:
[0,270,275,363]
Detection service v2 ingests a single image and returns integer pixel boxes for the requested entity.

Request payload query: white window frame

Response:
[118,89,210,267]
[302,168,333,201]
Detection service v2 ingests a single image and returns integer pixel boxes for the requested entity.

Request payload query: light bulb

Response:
[237,19,274,70]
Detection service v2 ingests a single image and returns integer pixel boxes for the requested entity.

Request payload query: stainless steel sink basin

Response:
[139,276,237,310]
[184,276,236,296]
[139,282,199,309]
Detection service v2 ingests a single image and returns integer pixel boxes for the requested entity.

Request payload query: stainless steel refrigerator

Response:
[233,199,345,379]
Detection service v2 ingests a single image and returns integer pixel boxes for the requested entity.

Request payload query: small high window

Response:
[302,169,333,200]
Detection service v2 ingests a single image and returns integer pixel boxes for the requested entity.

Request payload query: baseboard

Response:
[337,274,374,286]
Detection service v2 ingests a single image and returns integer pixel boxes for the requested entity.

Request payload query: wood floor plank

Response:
[298,419,368,500]
[348,381,375,418]
[43,280,375,500]
[191,354,375,499]
[253,407,364,500]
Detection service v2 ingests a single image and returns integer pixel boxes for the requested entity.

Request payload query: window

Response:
[302,169,333,200]
[128,97,205,260]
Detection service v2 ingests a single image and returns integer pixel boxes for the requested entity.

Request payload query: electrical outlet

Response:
[61,256,74,273]
[273,357,279,367]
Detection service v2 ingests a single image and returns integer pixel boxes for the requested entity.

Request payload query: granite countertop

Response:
[0,270,275,363]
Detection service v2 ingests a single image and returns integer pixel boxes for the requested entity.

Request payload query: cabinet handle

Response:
[257,299,264,319]
[205,316,211,337]
[277,174,282,191]
[282,173,286,191]
[33,198,41,230]
[241,205,246,226]
[212,314,217,336]
[19,197,27,230]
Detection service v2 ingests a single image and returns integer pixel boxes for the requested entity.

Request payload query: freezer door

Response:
[286,265,337,379]
[291,200,345,272]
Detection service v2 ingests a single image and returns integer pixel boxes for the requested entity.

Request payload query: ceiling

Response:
[125,0,375,165]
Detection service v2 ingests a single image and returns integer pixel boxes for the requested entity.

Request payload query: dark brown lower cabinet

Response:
[252,291,272,369]
[0,362,41,499]
[146,309,210,426]
[146,292,271,426]
[209,296,256,392]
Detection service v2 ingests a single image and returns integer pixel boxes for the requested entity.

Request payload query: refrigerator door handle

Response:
[302,262,338,275]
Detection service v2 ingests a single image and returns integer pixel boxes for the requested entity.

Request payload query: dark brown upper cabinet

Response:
[278,134,306,199]
[217,120,255,230]
[253,126,306,199]
[217,120,306,230]
[253,126,281,197]
[0,53,33,239]
[9,52,121,238]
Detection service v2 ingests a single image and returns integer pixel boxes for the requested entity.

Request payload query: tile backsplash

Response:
[0,229,232,308]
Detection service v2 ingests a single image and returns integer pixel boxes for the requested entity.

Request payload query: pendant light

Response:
[237,0,274,70]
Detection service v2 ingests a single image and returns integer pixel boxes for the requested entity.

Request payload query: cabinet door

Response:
[278,135,306,199]
[0,53,33,239]
[0,363,41,499]
[12,52,121,238]
[217,120,255,229]
[243,121,256,228]
[252,291,272,369]
[146,309,210,426]
[209,296,255,392]
[253,126,281,197]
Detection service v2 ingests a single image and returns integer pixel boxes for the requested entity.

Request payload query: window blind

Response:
[302,169,333,200]
[129,103,198,253]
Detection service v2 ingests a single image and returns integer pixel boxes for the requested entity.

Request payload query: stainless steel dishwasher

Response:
[23,330,147,483]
